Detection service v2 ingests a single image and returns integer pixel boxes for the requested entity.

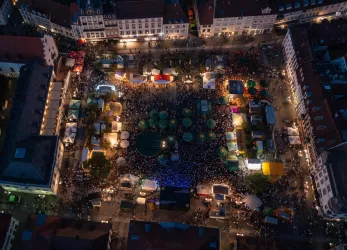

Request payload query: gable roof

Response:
[0,36,44,63]
[163,2,188,24]
[126,220,220,250]
[115,0,164,19]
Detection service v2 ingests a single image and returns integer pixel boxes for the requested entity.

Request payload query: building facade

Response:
[19,0,78,39]
[0,214,19,250]
[311,142,347,220]
[0,34,58,77]
[195,0,347,38]
[0,0,11,25]
[0,63,64,195]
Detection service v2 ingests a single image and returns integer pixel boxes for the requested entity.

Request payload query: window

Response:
[126,31,130,35]
[323,188,327,195]
[319,171,323,177]
[119,25,123,30]
[207,29,210,32]
[132,24,135,29]
[120,31,124,35]
[145,30,149,34]
[157,29,161,33]
[132,30,136,35]
[125,24,129,29]
[320,179,324,185]
[145,23,148,28]
[327,185,331,192]
[138,30,143,34]
[151,29,155,33]
[10,67,15,72]
[324,204,328,209]
[151,23,155,28]
[138,24,142,29]
[325,176,328,181]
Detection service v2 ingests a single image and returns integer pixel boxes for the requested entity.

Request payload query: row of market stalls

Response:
[129,67,176,84]
[63,99,81,146]
[65,51,86,73]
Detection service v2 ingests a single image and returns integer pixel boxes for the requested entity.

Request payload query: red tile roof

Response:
[0,35,44,63]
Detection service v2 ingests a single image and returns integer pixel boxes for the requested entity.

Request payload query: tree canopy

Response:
[245,173,271,194]
[85,152,111,182]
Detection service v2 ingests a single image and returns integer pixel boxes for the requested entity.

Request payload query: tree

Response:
[245,173,271,194]
[85,152,111,182]
[247,80,256,88]
[102,92,117,102]
[260,80,268,88]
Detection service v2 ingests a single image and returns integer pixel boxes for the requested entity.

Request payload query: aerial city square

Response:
[0,0,347,249]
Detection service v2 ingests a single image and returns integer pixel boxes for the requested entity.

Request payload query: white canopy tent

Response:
[120,131,129,140]
[111,121,122,132]
[141,179,158,191]
[151,68,160,75]
[136,197,146,205]
[116,157,126,167]
[197,185,211,196]
[246,159,262,170]
[287,127,299,136]
[163,68,176,75]
[242,194,262,210]
[65,58,75,67]
[120,140,129,148]
[288,136,301,145]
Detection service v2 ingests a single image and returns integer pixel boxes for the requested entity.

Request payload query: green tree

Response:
[248,87,257,95]
[85,152,111,181]
[245,173,271,194]
[101,139,111,151]
[102,92,117,102]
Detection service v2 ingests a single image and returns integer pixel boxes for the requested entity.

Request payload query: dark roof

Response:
[102,0,116,15]
[196,0,214,25]
[159,186,190,211]
[163,2,188,24]
[0,63,58,186]
[0,136,58,186]
[79,0,102,10]
[21,214,112,250]
[288,23,314,66]
[126,220,220,250]
[328,49,347,60]
[0,214,12,249]
[114,0,164,19]
[0,35,45,63]
[214,0,269,18]
[321,142,347,212]
[236,236,314,250]
[311,19,347,47]
[228,80,244,94]
[24,0,75,28]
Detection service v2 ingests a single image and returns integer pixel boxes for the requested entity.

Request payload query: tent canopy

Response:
[242,194,262,210]
[287,127,299,136]
[141,179,158,191]
[288,136,301,145]
[262,162,284,183]
[69,99,81,110]
[197,185,211,196]
[265,105,276,125]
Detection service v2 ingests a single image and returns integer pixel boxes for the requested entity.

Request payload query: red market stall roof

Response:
[154,74,170,81]
[73,65,83,73]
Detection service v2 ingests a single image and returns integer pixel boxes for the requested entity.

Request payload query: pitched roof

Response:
[163,3,188,24]
[214,0,269,18]
[196,0,214,25]
[322,142,347,212]
[0,35,44,63]
[126,220,220,250]
[115,0,164,19]
[21,214,112,250]
[26,0,74,28]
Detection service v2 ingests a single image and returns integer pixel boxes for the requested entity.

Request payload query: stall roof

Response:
[262,162,284,182]
[141,179,158,191]
[288,136,301,145]
[265,105,276,125]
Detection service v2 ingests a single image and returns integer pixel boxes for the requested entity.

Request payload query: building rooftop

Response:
[163,2,188,24]
[114,0,164,19]
[236,236,314,250]
[79,0,102,10]
[20,214,112,250]
[0,35,45,63]
[0,214,12,249]
[196,0,214,25]
[321,142,347,213]
[126,220,220,250]
[0,63,58,187]
[214,0,269,18]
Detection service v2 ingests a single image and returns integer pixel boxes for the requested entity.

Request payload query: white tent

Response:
[120,174,139,184]
[287,127,299,136]
[104,133,118,146]
[63,123,77,144]
[136,197,146,205]
[116,157,126,167]
[197,185,211,196]
[246,159,262,170]
[65,58,75,67]
[120,131,129,140]
[151,68,160,75]
[141,179,158,191]
[81,148,89,162]
[163,68,176,75]
[111,121,122,132]
[288,136,301,145]
[120,140,129,148]
[242,194,262,210]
